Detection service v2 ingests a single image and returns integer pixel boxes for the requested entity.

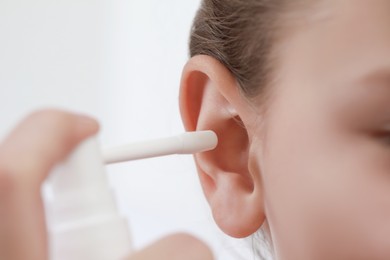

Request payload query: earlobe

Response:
[179,55,265,238]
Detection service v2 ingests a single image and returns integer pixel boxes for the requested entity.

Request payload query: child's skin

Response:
[180,0,390,259]
[2,0,390,259]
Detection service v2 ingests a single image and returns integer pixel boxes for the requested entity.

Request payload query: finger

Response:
[0,109,99,188]
[127,233,214,260]
[0,109,99,260]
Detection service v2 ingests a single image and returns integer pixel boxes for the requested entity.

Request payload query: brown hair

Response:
[189,0,288,103]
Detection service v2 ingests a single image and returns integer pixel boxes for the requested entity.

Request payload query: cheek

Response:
[261,90,390,259]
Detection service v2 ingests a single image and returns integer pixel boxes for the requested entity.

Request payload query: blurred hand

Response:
[0,109,213,260]
[126,233,213,260]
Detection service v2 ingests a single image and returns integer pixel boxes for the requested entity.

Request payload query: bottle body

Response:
[43,138,132,260]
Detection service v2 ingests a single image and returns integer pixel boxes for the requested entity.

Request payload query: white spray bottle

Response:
[44,131,218,260]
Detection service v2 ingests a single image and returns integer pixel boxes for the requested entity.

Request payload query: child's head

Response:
[180,0,390,259]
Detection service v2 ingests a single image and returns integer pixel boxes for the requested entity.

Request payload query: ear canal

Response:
[195,113,264,238]
[201,114,253,192]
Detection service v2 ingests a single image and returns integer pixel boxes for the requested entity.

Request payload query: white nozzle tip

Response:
[179,130,218,154]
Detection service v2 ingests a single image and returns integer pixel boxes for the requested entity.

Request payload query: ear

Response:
[179,55,265,238]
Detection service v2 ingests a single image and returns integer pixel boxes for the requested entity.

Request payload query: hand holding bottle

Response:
[0,109,213,260]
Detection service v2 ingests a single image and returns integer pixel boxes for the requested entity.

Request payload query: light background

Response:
[0,1,267,259]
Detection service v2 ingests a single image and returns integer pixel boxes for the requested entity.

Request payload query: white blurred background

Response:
[0,1,259,259]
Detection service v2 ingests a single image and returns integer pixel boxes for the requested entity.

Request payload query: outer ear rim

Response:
[179,67,207,131]
[180,55,244,131]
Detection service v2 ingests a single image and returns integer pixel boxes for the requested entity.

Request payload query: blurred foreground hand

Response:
[127,233,213,260]
[0,109,213,260]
